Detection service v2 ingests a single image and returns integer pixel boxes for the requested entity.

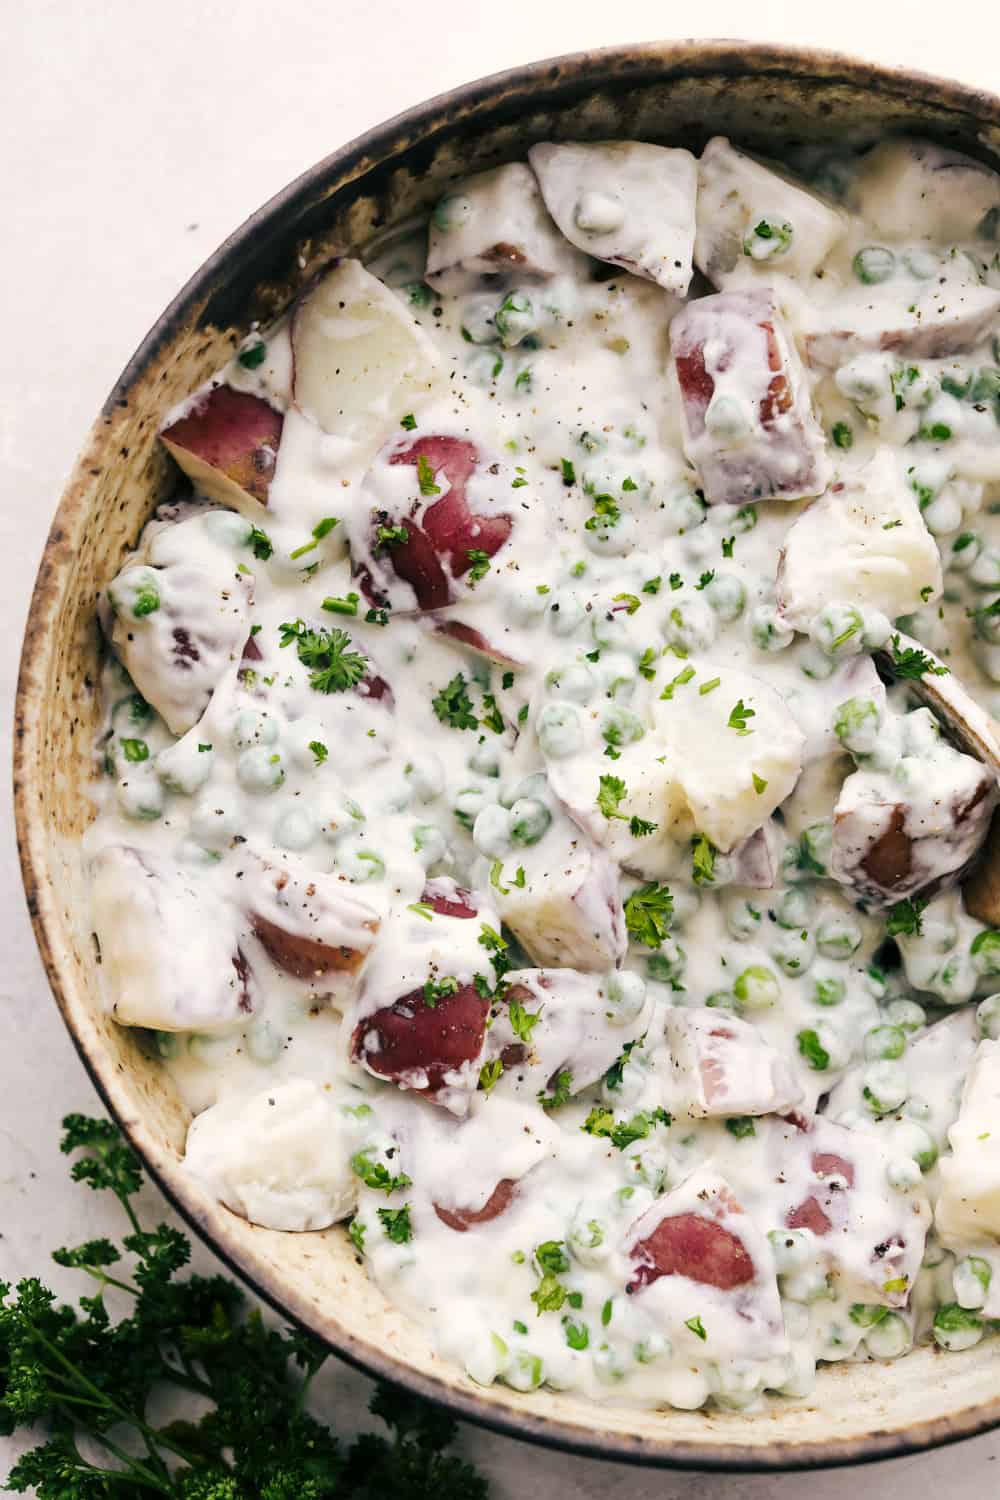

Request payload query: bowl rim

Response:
[14,37,1000,1471]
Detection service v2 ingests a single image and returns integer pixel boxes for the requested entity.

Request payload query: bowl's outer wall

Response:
[15,40,1000,1470]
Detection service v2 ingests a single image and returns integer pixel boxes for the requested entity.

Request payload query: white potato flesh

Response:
[425,162,580,292]
[804,271,1000,368]
[493,816,626,972]
[777,450,941,629]
[853,140,1000,242]
[653,666,805,853]
[937,1041,1000,1246]
[291,258,440,452]
[664,1006,804,1118]
[695,136,847,287]
[91,846,251,1032]
[184,1078,358,1231]
[529,140,697,294]
[670,288,830,506]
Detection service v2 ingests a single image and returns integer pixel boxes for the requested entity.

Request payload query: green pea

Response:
[813,975,846,1007]
[504,1350,544,1391]
[704,573,745,622]
[811,603,865,659]
[771,927,816,976]
[971,929,1000,977]
[601,706,645,751]
[816,916,862,959]
[953,1256,992,1310]
[865,1312,910,1359]
[862,1060,908,1115]
[725,898,762,941]
[509,797,551,845]
[864,1025,907,1061]
[853,245,896,284]
[536,701,583,758]
[750,603,795,653]
[237,746,286,792]
[834,696,882,757]
[495,291,535,348]
[970,366,1000,403]
[733,965,780,1011]
[932,1303,984,1352]
[884,998,926,1034]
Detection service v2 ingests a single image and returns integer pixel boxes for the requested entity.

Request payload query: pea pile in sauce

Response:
[89,135,1000,1410]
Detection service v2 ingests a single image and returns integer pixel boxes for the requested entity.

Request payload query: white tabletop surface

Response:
[5,1,1000,1491]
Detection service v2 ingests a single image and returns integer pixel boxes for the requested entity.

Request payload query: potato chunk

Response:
[91,845,252,1033]
[291,258,440,453]
[937,1040,1000,1246]
[853,140,1000,242]
[653,666,805,853]
[529,140,697,293]
[664,1006,803,1118]
[776,450,941,630]
[184,1079,358,1231]
[238,848,380,989]
[425,162,579,292]
[161,385,283,518]
[670,288,829,505]
[695,136,846,287]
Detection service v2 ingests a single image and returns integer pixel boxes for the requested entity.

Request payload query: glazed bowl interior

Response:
[15,40,1000,1470]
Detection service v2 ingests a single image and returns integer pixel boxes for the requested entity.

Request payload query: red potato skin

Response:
[161,386,283,505]
[627,1212,756,1294]
[432,618,525,668]
[434,1178,517,1232]
[674,321,791,431]
[250,912,376,980]
[362,437,513,611]
[232,949,254,1013]
[421,883,479,920]
[785,1151,855,1236]
[351,981,490,1096]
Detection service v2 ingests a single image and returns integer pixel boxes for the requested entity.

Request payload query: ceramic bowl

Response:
[15,40,1000,1469]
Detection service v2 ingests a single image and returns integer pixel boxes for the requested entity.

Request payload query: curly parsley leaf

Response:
[886,894,929,938]
[623,883,673,949]
[886,633,949,680]
[278,619,368,694]
[432,672,478,730]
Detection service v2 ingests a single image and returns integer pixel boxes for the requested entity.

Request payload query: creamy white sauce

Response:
[87,134,1000,1409]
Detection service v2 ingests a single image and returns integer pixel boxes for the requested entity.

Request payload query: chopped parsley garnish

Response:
[685,1315,707,1341]
[920,584,934,602]
[886,894,929,938]
[535,1241,570,1275]
[725,1117,756,1139]
[466,549,491,584]
[637,647,659,681]
[659,665,695,700]
[308,740,328,766]
[629,816,658,837]
[501,670,515,689]
[691,834,717,887]
[350,1150,411,1196]
[695,570,715,591]
[423,975,459,1007]
[479,1058,504,1093]
[721,537,735,559]
[622,476,638,492]
[752,772,768,795]
[407,902,434,921]
[481,693,505,735]
[432,672,478,730]
[377,1205,412,1244]
[605,1037,642,1091]
[563,1318,589,1350]
[416,453,441,496]
[198,743,212,753]
[400,412,417,430]
[887,632,948,680]
[237,339,267,368]
[582,1106,670,1150]
[642,576,662,595]
[699,677,721,696]
[597,773,628,820]
[538,1069,573,1110]
[365,606,390,627]
[247,525,273,560]
[120,738,149,763]
[797,1028,830,1071]
[509,996,543,1045]
[478,923,511,987]
[374,523,410,550]
[612,592,641,614]
[623,883,674,949]
[289,515,339,559]
[919,422,952,442]
[531,1274,568,1315]
[322,592,360,616]
[278,619,368,693]
[669,572,684,590]
[560,458,576,486]
[584,495,621,531]
[728,698,755,735]
[831,421,853,450]
[348,1216,366,1253]
[601,1299,613,1328]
